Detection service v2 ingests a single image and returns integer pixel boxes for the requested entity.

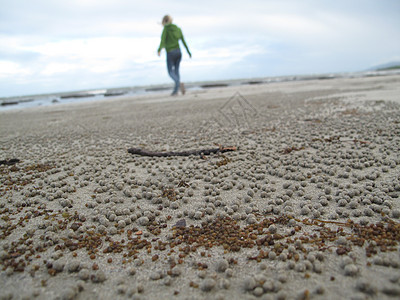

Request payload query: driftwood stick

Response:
[128,146,237,157]
[0,158,20,166]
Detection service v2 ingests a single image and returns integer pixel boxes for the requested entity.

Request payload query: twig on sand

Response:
[127,145,237,157]
[281,146,305,154]
[0,158,20,166]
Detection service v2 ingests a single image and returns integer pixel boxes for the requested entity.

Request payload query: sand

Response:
[1,75,400,300]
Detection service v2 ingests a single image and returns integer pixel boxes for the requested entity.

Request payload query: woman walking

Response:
[158,15,191,96]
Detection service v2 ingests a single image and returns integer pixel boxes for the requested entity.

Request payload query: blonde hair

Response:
[162,15,173,26]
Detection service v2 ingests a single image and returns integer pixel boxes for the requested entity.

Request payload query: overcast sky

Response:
[1,0,399,97]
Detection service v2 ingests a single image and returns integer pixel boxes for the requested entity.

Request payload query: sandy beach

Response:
[1,75,400,300]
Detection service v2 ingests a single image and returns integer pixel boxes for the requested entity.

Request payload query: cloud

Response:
[28,37,158,62]
[41,63,79,76]
[0,61,31,78]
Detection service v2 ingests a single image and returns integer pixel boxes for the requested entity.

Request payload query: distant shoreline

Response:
[2,69,400,111]
[377,65,400,71]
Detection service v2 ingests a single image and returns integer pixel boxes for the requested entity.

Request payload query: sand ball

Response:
[137,216,149,226]
[108,227,117,235]
[67,261,81,273]
[128,268,136,276]
[225,268,234,277]
[149,272,161,281]
[170,267,181,277]
[356,279,377,295]
[246,214,257,224]
[268,251,277,260]
[243,277,256,291]
[295,262,306,273]
[215,259,229,273]
[53,260,65,272]
[262,280,274,292]
[344,264,359,276]
[253,287,264,297]
[268,224,277,234]
[392,209,400,219]
[219,278,230,289]
[200,278,216,292]
[78,269,90,281]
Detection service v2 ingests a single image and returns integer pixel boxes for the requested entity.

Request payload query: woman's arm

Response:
[181,32,191,57]
[157,28,167,55]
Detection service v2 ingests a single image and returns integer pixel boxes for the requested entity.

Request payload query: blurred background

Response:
[1,0,399,97]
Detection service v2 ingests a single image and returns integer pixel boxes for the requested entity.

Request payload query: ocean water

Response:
[1,70,399,111]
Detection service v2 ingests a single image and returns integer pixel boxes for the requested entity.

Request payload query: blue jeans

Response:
[167,48,182,94]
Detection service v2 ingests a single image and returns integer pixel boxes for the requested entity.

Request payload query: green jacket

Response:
[158,24,191,56]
